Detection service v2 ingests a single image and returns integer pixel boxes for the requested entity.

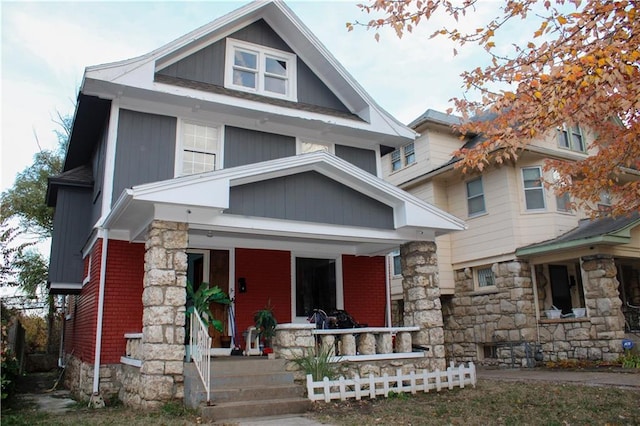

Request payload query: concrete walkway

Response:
[477,367,640,389]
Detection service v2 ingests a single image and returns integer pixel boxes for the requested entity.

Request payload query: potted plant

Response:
[254,301,277,353]
[186,281,230,336]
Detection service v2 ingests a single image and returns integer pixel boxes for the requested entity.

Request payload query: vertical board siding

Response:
[224,126,296,167]
[234,248,291,347]
[112,109,176,204]
[91,121,108,227]
[157,19,349,112]
[342,255,386,327]
[101,240,145,363]
[335,144,377,175]
[49,187,93,285]
[228,171,394,229]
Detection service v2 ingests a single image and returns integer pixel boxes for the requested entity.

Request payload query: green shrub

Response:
[619,350,640,369]
[292,345,340,381]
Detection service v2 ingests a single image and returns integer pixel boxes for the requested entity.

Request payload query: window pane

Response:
[234,50,257,69]
[404,143,415,165]
[572,129,584,151]
[264,75,286,94]
[525,188,545,209]
[296,258,336,317]
[477,267,494,287]
[556,192,571,212]
[265,57,287,76]
[468,196,486,215]
[233,70,256,88]
[393,254,401,276]
[557,129,569,148]
[466,178,483,197]
[523,168,542,188]
[391,150,401,171]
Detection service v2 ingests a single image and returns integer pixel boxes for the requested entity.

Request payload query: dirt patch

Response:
[14,370,61,394]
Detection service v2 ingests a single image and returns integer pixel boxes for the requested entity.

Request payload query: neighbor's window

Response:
[557,124,585,152]
[225,38,297,101]
[552,170,572,212]
[180,122,219,175]
[522,167,546,210]
[466,177,486,216]
[390,143,415,171]
[391,250,401,276]
[476,266,495,288]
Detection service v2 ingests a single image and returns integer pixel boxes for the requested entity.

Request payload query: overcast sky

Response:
[0,0,521,195]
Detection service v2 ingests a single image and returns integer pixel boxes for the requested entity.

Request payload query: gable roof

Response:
[516,212,640,257]
[104,151,465,255]
[77,0,415,146]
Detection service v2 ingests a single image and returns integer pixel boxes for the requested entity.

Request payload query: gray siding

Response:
[49,187,93,284]
[224,126,295,168]
[112,110,177,204]
[228,171,394,229]
[91,119,108,226]
[335,145,377,175]
[157,19,349,112]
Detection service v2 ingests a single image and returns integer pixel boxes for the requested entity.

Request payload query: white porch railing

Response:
[190,309,211,403]
[312,326,421,361]
[306,362,476,402]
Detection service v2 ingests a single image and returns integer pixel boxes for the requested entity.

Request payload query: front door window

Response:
[295,257,336,317]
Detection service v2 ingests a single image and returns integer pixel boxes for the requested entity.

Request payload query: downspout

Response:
[385,254,392,327]
[58,296,66,368]
[92,228,109,395]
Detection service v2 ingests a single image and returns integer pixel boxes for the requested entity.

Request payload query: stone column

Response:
[401,241,445,370]
[581,255,625,361]
[139,220,188,409]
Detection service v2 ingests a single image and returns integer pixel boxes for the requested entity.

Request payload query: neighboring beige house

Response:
[383,109,640,367]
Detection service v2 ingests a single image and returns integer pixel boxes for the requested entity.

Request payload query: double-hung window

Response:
[552,170,571,212]
[390,143,415,171]
[225,38,296,101]
[557,124,585,152]
[391,250,402,276]
[466,177,486,216]
[179,121,220,176]
[522,167,545,210]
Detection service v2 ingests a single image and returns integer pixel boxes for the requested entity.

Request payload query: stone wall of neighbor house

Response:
[442,261,538,367]
[443,256,626,367]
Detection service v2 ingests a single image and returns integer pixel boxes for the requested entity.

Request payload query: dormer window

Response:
[225,38,297,101]
[391,143,415,171]
[557,124,585,152]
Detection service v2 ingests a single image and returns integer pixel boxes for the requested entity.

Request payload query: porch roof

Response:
[516,212,640,258]
[103,152,465,255]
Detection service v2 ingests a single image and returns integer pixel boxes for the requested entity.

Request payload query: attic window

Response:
[225,38,297,101]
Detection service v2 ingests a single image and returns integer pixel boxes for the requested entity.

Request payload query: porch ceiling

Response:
[103,152,465,254]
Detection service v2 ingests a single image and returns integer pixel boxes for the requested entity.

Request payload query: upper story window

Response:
[225,38,297,101]
[178,121,220,176]
[557,124,585,152]
[475,266,495,289]
[552,170,572,212]
[466,177,486,216]
[391,143,415,171]
[522,166,546,210]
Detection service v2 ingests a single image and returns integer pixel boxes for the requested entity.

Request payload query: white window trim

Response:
[225,38,297,102]
[175,119,223,177]
[391,250,402,277]
[521,166,547,211]
[82,254,92,286]
[296,138,335,155]
[557,124,585,153]
[290,253,343,323]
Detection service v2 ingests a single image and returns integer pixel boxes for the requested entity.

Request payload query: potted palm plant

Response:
[186,281,230,347]
[254,301,277,355]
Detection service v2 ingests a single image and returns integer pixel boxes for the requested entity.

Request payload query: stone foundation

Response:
[63,355,121,402]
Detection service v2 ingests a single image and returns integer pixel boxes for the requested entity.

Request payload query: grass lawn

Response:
[2,379,639,425]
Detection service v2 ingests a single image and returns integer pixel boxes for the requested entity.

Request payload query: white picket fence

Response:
[306,362,476,402]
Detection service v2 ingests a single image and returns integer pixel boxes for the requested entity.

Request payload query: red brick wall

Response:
[63,239,145,364]
[64,242,101,362]
[342,255,386,327]
[234,248,291,346]
[101,240,145,363]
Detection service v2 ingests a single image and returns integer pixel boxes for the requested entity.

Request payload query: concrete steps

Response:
[184,357,311,422]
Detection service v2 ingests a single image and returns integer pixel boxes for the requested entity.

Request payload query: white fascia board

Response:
[132,176,230,209]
